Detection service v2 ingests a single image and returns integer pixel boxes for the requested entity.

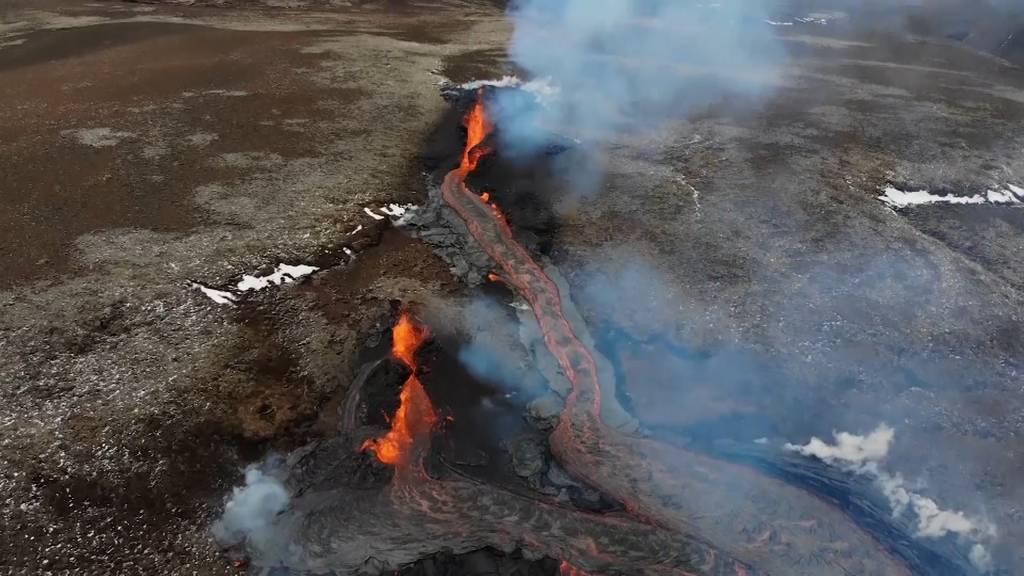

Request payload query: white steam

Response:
[212,468,290,549]
[496,0,785,153]
[784,423,894,465]
[786,424,997,572]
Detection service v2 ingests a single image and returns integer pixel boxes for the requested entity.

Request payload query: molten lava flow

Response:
[444,94,603,417]
[559,560,591,576]
[437,93,901,576]
[460,92,493,173]
[362,312,437,467]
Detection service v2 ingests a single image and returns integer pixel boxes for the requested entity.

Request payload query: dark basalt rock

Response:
[392,547,560,576]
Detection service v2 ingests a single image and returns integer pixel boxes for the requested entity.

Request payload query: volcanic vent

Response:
[216,87,944,576]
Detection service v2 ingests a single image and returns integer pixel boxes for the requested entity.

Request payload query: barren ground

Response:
[2,1,1023,574]
[0,1,507,573]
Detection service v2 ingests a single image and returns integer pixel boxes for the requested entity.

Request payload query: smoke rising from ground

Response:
[212,467,290,550]
[786,424,997,571]
[784,423,894,465]
[495,0,785,154]
[455,296,551,397]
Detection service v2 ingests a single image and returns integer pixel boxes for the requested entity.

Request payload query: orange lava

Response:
[362,311,437,466]
[446,95,603,416]
[559,560,591,576]
[461,91,493,173]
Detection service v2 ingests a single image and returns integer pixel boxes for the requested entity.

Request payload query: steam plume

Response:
[212,467,290,550]
[784,424,895,465]
[496,0,785,153]
[786,424,997,572]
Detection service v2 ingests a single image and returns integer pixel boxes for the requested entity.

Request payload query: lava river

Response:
[438,92,914,576]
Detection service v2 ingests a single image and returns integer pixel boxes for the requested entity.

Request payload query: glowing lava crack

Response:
[362,311,437,469]
[436,92,914,576]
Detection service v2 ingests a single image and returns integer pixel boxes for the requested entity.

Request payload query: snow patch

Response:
[879,185,1023,209]
[193,262,318,306]
[379,203,414,217]
[236,263,319,292]
[363,207,385,220]
[190,283,237,306]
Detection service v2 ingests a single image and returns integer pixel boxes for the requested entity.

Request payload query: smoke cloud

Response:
[495,0,786,154]
[456,296,549,395]
[212,467,290,550]
[784,424,894,465]
[786,424,997,572]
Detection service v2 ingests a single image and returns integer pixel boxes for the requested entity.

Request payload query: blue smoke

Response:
[495,0,786,154]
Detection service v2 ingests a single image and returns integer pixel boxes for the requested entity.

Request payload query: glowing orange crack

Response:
[362,311,437,467]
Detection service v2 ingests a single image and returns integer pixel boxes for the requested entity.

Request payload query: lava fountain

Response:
[362,311,437,468]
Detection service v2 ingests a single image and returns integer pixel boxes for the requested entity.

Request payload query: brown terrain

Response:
[0,1,508,573]
[3,0,1024,574]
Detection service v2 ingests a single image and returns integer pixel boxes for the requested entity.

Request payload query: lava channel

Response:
[438,90,914,576]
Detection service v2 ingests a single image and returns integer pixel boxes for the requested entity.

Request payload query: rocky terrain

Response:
[0,1,508,573]
[1,0,1023,574]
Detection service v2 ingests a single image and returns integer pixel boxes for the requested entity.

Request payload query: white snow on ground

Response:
[765,20,794,26]
[192,263,319,306]
[786,424,997,572]
[193,202,418,305]
[879,184,1024,209]
[379,203,415,218]
[236,263,319,292]
[190,283,237,305]
[365,204,418,222]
